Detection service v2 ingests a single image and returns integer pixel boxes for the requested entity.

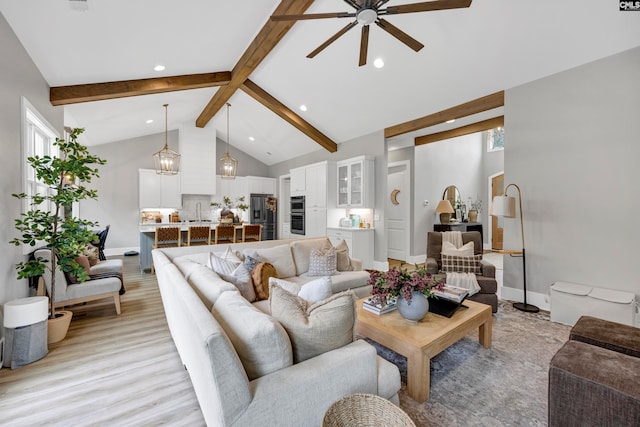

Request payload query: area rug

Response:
[366,301,571,427]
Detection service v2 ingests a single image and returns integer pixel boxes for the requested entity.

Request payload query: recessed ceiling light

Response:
[373,58,384,68]
[299,105,307,112]
[154,65,166,71]
[145,119,154,124]
[446,119,456,124]
[249,136,255,141]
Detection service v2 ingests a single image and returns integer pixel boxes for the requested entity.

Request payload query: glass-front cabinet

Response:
[336,156,374,208]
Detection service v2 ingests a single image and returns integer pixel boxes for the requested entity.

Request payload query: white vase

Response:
[397,291,429,322]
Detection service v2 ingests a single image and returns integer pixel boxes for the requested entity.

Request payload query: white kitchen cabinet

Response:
[305,162,327,208]
[327,227,374,269]
[336,156,374,208]
[179,124,216,195]
[247,176,276,195]
[281,222,291,239]
[139,169,182,209]
[290,167,306,196]
[305,207,327,238]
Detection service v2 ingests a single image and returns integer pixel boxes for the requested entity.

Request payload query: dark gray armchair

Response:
[426,231,498,313]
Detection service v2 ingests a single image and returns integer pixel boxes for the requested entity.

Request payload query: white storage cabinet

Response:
[336,156,374,208]
[139,169,182,209]
[327,227,374,269]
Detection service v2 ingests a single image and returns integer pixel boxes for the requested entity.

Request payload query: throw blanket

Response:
[90,272,126,295]
[442,231,463,249]
[446,272,481,296]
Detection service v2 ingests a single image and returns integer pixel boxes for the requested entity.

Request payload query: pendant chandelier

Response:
[219,102,238,179]
[153,103,180,175]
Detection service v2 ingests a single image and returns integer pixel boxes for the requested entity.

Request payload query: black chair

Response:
[94,225,110,261]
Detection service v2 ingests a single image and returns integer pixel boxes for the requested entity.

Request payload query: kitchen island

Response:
[139,223,243,272]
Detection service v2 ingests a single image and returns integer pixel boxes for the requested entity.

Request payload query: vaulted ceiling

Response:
[1,1,639,165]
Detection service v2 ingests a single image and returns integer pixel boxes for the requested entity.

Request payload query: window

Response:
[21,98,59,215]
[487,127,505,152]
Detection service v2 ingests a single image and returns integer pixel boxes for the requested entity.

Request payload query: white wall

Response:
[0,13,64,307]
[504,46,640,300]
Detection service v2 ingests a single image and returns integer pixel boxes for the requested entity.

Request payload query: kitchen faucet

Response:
[196,202,202,223]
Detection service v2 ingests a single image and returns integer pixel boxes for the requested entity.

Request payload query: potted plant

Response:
[467,196,482,223]
[211,196,249,222]
[368,264,444,322]
[10,127,106,343]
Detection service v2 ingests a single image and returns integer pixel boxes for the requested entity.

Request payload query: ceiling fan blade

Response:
[271,12,355,21]
[359,25,370,66]
[307,21,358,59]
[385,0,472,15]
[376,18,424,52]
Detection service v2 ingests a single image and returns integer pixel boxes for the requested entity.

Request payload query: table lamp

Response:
[490,183,539,313]
[435,200,455,224]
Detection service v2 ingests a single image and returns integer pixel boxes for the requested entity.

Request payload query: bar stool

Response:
[241,224,262,243]
[214,224,236,244]
[151,226,181,273]
[186,225,211,246]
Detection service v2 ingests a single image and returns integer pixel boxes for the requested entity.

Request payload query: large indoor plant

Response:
[10,127,106,341]
[368,264,444,322]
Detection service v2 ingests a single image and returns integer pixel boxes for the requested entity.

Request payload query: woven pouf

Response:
[322,393,416,427]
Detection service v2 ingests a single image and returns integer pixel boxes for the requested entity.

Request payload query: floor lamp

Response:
[490,183,539,313]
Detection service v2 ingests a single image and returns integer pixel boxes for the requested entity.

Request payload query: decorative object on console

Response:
[153,104,180,175]
[435,199,455,224]
[490,183,539,313]
[467,196,483,223]
[219,103,237,179]
[368,264,444,322]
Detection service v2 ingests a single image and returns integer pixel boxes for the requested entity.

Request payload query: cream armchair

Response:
[35,248,122,314]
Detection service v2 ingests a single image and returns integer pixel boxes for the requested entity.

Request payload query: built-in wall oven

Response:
[290,195,305,235]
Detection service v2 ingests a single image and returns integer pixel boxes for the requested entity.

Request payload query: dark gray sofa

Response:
[549,316,640,426]
[425,231,498,313]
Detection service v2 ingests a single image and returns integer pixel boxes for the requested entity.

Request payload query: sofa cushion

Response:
[307,247,338,277]
[212,291,293,380]
[252,262,277,301]
[299,270,369,294]
[252,244,296,278]
[269,284,356,363]
[68,255,91,284]
[441,254,482,274]
[219,264,256,302]
[187,264,238,311]
[269,277,333,303]
[290,238,331,275]
[335,239,353,272]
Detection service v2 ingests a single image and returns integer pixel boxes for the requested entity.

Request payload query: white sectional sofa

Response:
[152,237,400,427]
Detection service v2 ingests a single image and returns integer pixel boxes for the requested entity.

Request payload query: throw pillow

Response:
[269,284,356,363]
[334,239,353,271]
[210,247,241,276]
[252,244,296,278]
[441,254,482,274]
[269,277,333,303]
[212,291,292,380]
[219,264,256,302]
[252,262,278,301]
[307,247,338,277]
[83,245,99,266]
[441,241,474,257]
[68,256,91,284]
[243,254,262,273]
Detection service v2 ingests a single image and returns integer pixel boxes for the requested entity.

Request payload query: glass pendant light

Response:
[219,103,237,179]
[153,104,180,175]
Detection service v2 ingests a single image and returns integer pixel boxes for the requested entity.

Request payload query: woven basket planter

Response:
[322,393,415,427]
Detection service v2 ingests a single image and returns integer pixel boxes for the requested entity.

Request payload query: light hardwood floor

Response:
[0,256,205,426]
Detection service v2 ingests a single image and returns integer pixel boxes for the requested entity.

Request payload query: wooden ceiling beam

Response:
[50,72,231,106]
[415,116,504,146]
[384,91,504,138]
[241,80,337,152]
[195,0,316,129]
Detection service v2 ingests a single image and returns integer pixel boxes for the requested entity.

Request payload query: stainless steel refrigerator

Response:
[249,194,277,240]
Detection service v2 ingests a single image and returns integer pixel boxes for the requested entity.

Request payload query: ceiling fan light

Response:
[357,9,377,25]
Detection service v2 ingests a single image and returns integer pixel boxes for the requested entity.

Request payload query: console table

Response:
[434,222,483,243]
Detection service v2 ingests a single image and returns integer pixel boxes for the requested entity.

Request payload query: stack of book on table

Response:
[362,296,397,315]
[429,285,470,318]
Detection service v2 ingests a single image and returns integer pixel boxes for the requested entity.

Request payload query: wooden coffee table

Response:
[356,298,492,402]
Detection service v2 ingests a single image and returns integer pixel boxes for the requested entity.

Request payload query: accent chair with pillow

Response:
[426,231,498,312]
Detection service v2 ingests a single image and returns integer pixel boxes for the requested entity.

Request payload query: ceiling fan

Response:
[271,0,472,66]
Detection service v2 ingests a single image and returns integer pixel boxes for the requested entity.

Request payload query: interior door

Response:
[387,163,409,261]
[491,173,505,250]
